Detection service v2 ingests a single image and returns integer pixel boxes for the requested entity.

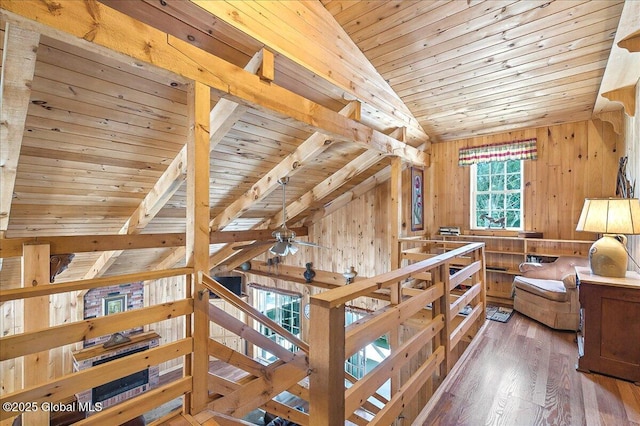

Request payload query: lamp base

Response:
[589,234,628,278]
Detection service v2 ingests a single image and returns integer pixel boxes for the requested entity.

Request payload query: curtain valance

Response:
[458,138,537,166]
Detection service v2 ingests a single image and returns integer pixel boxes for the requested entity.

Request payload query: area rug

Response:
[485,305,514,323]
[459,304,514,323]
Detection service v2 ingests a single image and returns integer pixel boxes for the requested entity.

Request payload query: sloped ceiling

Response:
[322,0,625,141]
[0,0,631,285]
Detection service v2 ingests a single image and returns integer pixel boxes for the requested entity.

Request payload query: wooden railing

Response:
[308,241,486,425]
[197,273,311,424]
[0,267,194,426]
[0,240,485,425]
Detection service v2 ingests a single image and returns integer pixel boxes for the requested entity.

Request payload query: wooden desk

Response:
[576,267,640,383]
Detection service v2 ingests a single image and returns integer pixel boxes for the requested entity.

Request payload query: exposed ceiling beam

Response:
[301,163,402,227]
[0,233,186,258]
[267,150,385,228]
[0,23,40,238]
[209,100,361,232]
[0,2,428,166]
[191,0,430,147]
[83,49,268,279]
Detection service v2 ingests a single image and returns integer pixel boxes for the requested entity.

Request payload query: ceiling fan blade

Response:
[293,240,328,249]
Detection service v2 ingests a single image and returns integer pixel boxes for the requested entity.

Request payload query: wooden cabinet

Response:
[438,235,592,304]
[576,267,640,383]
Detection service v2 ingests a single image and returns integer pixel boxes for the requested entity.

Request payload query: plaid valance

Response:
[458,138,537,166]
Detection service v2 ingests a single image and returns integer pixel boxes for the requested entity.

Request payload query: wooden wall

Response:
[427,118,624,240]
[623,81,639,273]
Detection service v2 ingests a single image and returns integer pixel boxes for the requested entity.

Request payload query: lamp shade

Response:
[576,198,640,234]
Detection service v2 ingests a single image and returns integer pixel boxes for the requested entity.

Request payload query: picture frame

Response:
[103,294,127,316]
[411,167,424,231]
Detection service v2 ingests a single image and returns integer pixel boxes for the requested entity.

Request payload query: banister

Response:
[313,242,484,308]
[0,267,193,302]
[200,272,309,354]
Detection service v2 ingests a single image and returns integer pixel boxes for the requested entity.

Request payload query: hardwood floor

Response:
[416,312,640,426]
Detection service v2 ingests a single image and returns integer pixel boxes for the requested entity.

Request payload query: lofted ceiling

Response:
[0,0,631,285]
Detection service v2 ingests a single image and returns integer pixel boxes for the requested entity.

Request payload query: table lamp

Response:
[575,198,640,277]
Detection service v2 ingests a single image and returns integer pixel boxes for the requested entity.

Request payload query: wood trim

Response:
[602,84,637,117]
[345,286,444,358]
[0,267,192,302]
[0,233,187,258]
[0,2,428,165]
[74,377,192,426]
[618,28,640,53]
[0,300,192,360]
[0,24,40,235]
[0,339,193,421]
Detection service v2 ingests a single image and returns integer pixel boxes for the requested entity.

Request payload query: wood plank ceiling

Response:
[0,0,627,285]
[323,0,625,141]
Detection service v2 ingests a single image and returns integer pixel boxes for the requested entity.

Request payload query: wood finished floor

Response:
[417,312,640,426]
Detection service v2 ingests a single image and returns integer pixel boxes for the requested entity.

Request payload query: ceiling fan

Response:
[234,177,325,256]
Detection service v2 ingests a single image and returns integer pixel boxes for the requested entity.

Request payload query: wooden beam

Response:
[208,360,308,418]
[0,23,39,236]
[209,101,361,231]
[21,244,50,425]
[1,267,192,302]
[190,0,430,146]
[302,163,403,225]
[0,2,428,165]
[209,244,271,275]
[309,300,345,425]
[187,81,211,413]
[83,49,266,279]
[247,261,361,288]
[1,299,193,360]
[210,227,307,244]
[268,150,384,227]
[0,233,186,258]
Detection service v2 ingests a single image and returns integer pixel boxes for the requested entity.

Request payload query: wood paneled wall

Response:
[427,119,624,240]
[624,81,639,273]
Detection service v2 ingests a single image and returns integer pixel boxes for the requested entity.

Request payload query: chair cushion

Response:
[513,276,567,302]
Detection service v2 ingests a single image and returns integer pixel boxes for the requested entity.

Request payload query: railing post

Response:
[309,299,345,425]
[21,243,51,425]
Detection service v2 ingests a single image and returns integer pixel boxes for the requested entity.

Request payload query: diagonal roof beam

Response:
[0,23,40,238]
[266,150,385,228]
[83,50,268,279]
[209,100,361,232]
[208,128,412,270]
[301,163,398,227]
[1,2,428,165]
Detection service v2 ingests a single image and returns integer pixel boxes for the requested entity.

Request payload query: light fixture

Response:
[576,198,640,277]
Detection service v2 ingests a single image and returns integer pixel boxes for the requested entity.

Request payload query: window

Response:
[471,159,523,230]
[253,288,301,364]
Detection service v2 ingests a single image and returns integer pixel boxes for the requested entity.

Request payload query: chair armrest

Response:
[519,262,543,273]
[562,272,577,290]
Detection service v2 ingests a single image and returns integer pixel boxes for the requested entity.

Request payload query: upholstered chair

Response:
[512,256,589,331]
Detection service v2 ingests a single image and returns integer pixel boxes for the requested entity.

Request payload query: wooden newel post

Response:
[22,243,51,425]
[308,298,345,425]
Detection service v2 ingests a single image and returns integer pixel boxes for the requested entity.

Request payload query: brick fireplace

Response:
[72,332,160,410]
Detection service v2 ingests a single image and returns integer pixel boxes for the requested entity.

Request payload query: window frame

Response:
[470,159,524,230]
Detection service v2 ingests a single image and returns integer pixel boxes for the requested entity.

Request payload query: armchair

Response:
[512,256,588,331]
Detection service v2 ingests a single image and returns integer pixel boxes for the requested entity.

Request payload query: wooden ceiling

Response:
[323,0,625,140]
[0,0,631,285]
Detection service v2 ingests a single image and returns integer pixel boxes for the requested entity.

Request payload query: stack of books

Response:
[439,226,460,235]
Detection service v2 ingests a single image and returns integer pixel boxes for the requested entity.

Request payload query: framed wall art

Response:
[103,294,127,316]
[411,167,424,231]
